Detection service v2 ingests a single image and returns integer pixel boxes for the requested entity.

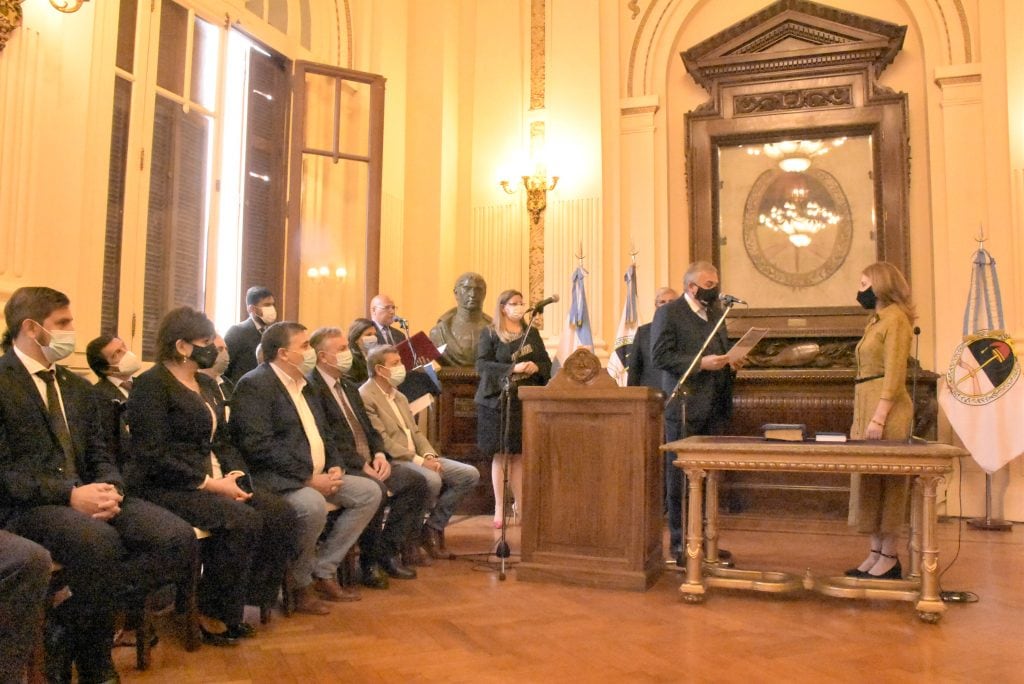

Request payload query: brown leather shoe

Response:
[313,576,361,602]
[294,585,331,614]
[422,525,455,560]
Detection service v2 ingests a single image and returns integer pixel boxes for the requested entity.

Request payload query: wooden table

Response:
[661,436,967,623]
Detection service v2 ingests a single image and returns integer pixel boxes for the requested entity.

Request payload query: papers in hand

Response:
[395,332,442,372]
[727,327,769,364]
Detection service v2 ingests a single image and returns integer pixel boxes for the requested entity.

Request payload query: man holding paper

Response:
[652,261,742,565]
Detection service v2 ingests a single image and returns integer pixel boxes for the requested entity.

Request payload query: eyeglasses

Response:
[374,305,397,311]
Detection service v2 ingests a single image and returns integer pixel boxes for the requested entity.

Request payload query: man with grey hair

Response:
[360,344,480,559]
[652,262,738,565]
[627,287,679,390]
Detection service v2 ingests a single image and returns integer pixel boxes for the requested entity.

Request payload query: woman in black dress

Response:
[475,289,551,528]
[127,307,295,643]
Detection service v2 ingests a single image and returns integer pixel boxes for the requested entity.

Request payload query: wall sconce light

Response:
[306,265,347,280]
[50,0,90,13]
[501,171,559,224]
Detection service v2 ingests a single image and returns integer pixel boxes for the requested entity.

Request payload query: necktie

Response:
[36,370,79,481]
[336,380,372,464]
[383,327,393,345]
[120,378,133,393]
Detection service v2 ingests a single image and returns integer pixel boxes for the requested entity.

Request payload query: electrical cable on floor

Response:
[937,462,979,603]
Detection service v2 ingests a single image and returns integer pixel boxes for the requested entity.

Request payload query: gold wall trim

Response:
[628,0,642,21]
[627,0,676,98]
[930,0,953,64]
[950,0,971,63]
[530,0,546,110]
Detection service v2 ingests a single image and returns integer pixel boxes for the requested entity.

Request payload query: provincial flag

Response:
[553,265,595,374]
[937,247,1024,473]
[607,263,639,386]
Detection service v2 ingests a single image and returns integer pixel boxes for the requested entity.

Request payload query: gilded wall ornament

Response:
[0,0,23,53]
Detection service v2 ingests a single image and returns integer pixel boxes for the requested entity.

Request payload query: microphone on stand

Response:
[393,315,410,329]
[526,294,560,313]
[909,325,921,444]
[719,293,748,305]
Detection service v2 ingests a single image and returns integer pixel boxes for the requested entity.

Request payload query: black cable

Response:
[937,461,979,603]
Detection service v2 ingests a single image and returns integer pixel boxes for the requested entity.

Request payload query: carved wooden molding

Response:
[0,0,22,53]
[734,86,852,116]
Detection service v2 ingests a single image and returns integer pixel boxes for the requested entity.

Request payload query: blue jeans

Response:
[394,458,479,530]
[284,476,381,588]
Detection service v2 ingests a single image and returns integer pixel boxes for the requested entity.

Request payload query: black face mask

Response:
[694,285,720,307]
[856,287,878,310]
[189,343,220,369]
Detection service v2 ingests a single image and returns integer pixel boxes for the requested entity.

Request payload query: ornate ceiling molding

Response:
[0,0,23,53]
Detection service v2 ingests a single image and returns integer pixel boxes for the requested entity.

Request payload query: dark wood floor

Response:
[116,515,1024,682]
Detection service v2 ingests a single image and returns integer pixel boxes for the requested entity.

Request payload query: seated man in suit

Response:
[0,530,52,684]
[0,286,196,684]
[86,334,142,471]
[230,321,381,613]
[627,287,678,391]
[224,286,276,384]
[306,327,430,585]
[359,345,480,559]
[652,263,738,566]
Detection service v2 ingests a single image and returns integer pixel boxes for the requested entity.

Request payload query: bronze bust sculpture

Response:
[429,272,492,366]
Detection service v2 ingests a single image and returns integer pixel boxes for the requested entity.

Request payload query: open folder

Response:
[395,332,442,372]
[726,327,769,364]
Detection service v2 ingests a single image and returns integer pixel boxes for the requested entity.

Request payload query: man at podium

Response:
[651,261,739,565]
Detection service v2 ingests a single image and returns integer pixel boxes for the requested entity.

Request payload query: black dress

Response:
[474,326,551,456]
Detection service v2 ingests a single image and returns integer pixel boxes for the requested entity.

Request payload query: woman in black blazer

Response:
[475,289,551,528]
[127,307,294,644]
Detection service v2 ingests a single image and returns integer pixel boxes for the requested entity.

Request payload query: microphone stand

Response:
[908,326,921,445]
[494,309,541,580]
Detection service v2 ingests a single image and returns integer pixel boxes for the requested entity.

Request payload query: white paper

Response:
[727,327,769,364]
[408,393,434,416]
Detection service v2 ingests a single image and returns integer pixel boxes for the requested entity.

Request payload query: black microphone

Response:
[719,293,747,305]
[527,294,560,312]
[393,316,409,328]
[909,325,921,444]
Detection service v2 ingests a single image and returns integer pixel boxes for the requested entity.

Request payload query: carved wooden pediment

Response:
[682,0,906,92]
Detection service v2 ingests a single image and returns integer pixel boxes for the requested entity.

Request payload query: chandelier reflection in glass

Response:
[747,137,847,173]
[758,185,841,248]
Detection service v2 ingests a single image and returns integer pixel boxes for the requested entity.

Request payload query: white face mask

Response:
[32,322,76,364]
[288,346,317,375]
[210,349,230,376]
[381,363,406,387]
[259,305,278,325]
[506,304,526,321]
[335,348,354,373]
[114,350,142,376]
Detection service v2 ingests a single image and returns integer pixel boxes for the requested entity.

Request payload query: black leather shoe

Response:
[422,526,455,560]
[226,622,256,639]
[360,564,390,589]
[844,568,867,578]
[867,557,902,580]
[382,556,417,579]
[199,625,239,647]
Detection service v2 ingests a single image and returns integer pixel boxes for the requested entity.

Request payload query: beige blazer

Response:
[358,378,438,462]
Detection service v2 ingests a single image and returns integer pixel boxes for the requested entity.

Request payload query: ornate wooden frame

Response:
[682,0,910,334]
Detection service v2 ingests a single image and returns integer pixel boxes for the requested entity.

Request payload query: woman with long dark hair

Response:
[475,290,551,528]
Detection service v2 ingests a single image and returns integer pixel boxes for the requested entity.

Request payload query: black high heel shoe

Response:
[844,548,880,577]
[867,553,902,580]
[199,624,239,647]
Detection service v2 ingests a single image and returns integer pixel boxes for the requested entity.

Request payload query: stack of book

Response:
[761,423,805,441]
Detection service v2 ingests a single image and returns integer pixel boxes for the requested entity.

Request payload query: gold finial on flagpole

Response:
[975,224,986,247]
[575,242,584,267]
[629,241,639,265]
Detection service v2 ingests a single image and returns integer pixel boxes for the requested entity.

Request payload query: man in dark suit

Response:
[0,286,195,684]
[369,293,439,404]
[0,531,51,684]
[652,263,737,565]
[307,327,429,585]
[627,287,678,390]
[86,334,141,471]
[230,321,381,614]
[224,286,276,384]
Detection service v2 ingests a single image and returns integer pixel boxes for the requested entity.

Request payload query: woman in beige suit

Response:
[846,262,915,579]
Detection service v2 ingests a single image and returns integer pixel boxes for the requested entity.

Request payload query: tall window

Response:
[103,0,290,357]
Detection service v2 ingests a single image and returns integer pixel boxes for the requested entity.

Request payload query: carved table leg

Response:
[705,470,720,564]
[909,477,923,579]
[915,475,945,623]
[679,466,707,603]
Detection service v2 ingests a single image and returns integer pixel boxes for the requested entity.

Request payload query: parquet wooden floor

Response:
[115,515,1024,683]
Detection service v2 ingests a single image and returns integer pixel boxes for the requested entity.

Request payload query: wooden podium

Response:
[517,349,664,591]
